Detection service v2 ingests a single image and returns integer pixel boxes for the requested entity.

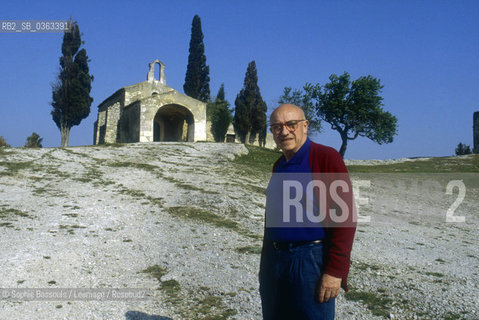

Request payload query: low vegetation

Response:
[0,206,31,219]
[234,144,479,174]
[166,206,239,231]
[235,245,262,255]
[0,160,36,177]
[345,289,392,318]
[141,264,168,283]
[347,154,479,173]
[233,145,281,177]
[166,206,260,240]
[142,264,237,319]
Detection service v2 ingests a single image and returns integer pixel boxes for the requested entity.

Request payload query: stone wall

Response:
[474,111,479,154]
[96,89,124,145]
[93,121,98,145]
[105,102,121,144]
[123,81,171,106]
[239,132,276,149]
[95,110,107,144]
[264,133,277,150]
[206,120,215,142]
[118,102,140,143]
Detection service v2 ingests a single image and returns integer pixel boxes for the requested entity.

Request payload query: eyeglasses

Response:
[270,120,307,134]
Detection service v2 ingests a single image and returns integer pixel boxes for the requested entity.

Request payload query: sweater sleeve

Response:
[310,143,356,291]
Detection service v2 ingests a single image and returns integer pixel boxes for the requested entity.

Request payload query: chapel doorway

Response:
[153,104,194,142]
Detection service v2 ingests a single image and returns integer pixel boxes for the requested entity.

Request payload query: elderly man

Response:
[259,104,356,319]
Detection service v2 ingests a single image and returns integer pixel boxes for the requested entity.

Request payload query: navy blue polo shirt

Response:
[265,138,326,242]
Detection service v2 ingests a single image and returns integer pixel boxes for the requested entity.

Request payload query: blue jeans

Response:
[259,240,335,320]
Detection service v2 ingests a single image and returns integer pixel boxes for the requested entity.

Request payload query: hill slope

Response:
[0,143,478,319]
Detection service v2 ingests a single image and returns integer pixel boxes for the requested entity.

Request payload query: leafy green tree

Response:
[234,61,267,145]
[455,142,472,155]
[0,136,9,147]
[303,72,397,157]
[208,84,232,142]
[184,15,210,102]
[278,87,321,135]
[24,132,43,148]
[51,21,93,147]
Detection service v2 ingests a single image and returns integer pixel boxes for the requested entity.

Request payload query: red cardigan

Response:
[309,141,356,291]
[273,141,356,291]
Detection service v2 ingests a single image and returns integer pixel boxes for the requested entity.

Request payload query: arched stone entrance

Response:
[153,104,195,142]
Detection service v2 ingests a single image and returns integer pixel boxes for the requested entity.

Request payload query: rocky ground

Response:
[0,143,477,319]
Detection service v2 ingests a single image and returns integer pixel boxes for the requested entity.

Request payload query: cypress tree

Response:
[216,83,225,101]
[210,84,232,142]
[234,88,250,143]
[251,90,267,146]
[51,21,93,147]
[184,15,210,102]
[234,61,267,145]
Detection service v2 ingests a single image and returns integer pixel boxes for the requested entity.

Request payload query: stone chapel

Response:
[94,60,208,145]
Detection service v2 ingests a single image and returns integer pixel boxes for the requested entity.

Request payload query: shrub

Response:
[455,142,471,155]
[0,136,10,147]
[24,132,43,148]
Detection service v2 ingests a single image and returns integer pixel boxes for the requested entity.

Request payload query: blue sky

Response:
[1,0,478,159]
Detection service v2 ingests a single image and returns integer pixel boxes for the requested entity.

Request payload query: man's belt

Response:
[272,239,323,251]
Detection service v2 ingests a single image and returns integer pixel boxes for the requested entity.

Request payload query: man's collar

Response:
[281,138,311,164]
